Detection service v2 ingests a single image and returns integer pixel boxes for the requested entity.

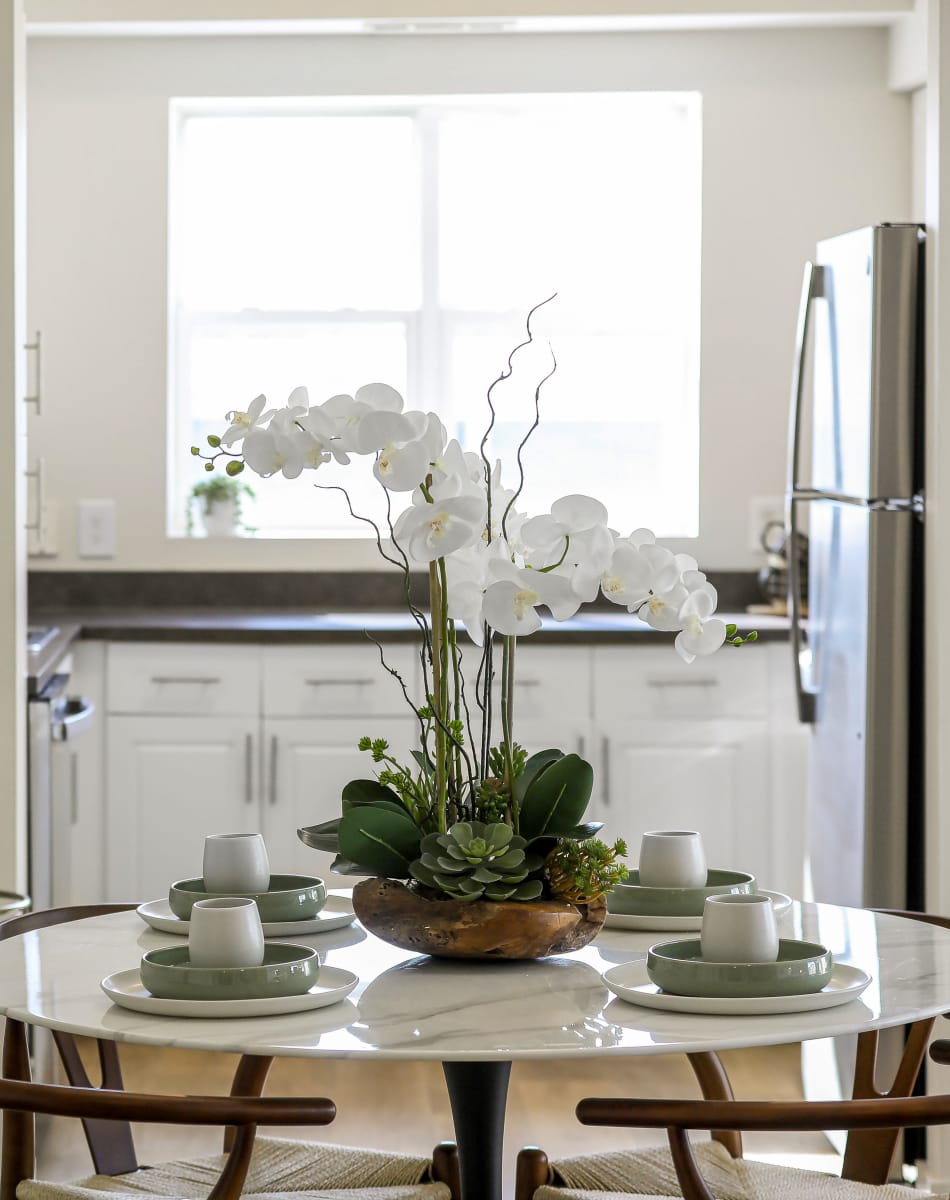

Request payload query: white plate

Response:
[136,893,356,937]
[101,964,359,1018]
[602,960,872,1015]
[604,890,792,932]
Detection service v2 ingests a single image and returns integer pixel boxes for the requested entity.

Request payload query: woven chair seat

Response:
[18,1137,453,1200]
[539,1142,942,1200]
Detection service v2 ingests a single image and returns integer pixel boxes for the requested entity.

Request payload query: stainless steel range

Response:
[26,627,95,911]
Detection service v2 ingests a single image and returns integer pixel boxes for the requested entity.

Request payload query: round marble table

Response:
[1,902,949,1200]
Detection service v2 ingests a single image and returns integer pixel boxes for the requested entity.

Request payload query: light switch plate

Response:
[78,499,116,558]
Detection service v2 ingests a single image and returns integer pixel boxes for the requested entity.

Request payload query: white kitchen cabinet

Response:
[105,714,259,902]
[103,642,422,899]
[591,717,772,881]
[261,715,420,886]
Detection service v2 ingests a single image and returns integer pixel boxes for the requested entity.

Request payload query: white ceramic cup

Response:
[202,832,270,894]
[638,830,707,889]
[188,896,266,968]
[700,893,779,963]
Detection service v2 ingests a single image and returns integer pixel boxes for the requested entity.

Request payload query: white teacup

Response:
[638,830,707,889]
[188,896,265,968]
[202,832,270,895]
[701,893,779,963]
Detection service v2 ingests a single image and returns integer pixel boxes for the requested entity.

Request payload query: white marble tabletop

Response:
[1,902,949,1062]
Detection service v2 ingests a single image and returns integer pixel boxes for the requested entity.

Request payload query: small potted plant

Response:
[187,475,255,538]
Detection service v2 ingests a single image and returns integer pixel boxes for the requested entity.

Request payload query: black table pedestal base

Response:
[442,1060,512,1200]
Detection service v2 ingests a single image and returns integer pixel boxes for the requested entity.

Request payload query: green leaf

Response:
[338,806,423,878]
[329,854,377,876]
[342,778,407,812]
[410,749,435,778]
[556,822,604,841]
[297,817,341,853]
[725,623,738,636]
[519,753,594,841]
[514,749,563,805]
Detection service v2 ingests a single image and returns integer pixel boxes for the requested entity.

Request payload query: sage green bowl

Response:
[168,874,327,923]
[606,869,756,917]
[646,938,833,998]
[140,942,320,1002]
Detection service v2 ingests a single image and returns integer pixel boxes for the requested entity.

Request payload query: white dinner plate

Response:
[602,960,872,1015]
[604,890,792,933]
[101,964,359,1018]
[136,893,356,938]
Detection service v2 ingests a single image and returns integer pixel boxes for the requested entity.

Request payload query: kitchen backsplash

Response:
[29,570,763,613]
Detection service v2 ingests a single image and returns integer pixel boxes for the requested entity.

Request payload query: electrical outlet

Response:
[748,495,785,555]
[78,499,116,558]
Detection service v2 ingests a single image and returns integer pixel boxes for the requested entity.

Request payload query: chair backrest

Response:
[574,1092,950,1200]
[0,1068,335,1200]
[1,904,141,1177]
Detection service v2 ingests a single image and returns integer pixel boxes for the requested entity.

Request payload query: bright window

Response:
[168,93,701,538]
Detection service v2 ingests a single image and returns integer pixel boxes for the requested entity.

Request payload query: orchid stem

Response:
[501,635,518,834]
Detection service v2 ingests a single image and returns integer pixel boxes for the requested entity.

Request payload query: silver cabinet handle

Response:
[600,735,610,808]
[269,734,278,806]
[646,677,718,689]
[304,678,374,687]
[150,675,221,685]
[24,331,41,414]
[69,751,79,825]
[24,457,44,533]
[244,733,253,806]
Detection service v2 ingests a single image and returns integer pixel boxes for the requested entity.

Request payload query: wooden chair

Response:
[0,905,461,1200]
[0,1058,460,1200]
[515,909,950,1200]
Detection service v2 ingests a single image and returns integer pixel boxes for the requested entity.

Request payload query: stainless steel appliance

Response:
[27,638,95,913]
[788,223,924,913]
[789,225,925,1141]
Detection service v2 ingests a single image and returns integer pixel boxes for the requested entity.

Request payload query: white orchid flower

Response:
[243,427,307,479]
[638,583,690,632]
[675,584,727,663]
[601,541,654,610]
[393,494,486,563]
[221,394,273,446]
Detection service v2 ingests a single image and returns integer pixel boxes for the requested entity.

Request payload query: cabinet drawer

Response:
[263,644,420,718]
[592,646,769,720]
[106,643,260,715]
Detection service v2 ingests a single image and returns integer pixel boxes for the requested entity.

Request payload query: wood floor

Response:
[34,1038,835,1194]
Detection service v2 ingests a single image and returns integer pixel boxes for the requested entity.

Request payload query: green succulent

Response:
[409,820,544,902]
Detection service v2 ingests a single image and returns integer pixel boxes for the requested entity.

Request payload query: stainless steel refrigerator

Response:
[788,223,924,916]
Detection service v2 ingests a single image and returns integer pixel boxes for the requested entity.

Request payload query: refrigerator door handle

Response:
[788,495,817,724]
[787,262,826,494]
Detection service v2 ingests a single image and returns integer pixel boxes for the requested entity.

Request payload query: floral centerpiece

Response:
[194,302,753,958]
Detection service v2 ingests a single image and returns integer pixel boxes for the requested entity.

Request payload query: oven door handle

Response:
[51,698,95,741]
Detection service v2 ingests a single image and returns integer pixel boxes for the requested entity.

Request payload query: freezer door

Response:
[806,500,911,909]
[806,225,920,501]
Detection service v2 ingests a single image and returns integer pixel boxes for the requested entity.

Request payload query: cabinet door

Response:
[595,720,772,885]
[105,715,258,902]
[261,716,419,885]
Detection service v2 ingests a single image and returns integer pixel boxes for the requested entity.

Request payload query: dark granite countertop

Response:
[28,606,786,649]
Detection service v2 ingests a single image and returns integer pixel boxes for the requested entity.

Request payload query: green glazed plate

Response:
[140,941,319,1002]
[646,937,833,998]
[606,869,756,917]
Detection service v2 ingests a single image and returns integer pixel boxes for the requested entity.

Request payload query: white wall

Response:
[26,26,911,573]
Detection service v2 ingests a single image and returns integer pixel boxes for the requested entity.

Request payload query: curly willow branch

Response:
[501,343,557,541]
[479,293,557,539]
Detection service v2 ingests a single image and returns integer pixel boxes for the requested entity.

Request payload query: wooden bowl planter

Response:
[352,877,607,960]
